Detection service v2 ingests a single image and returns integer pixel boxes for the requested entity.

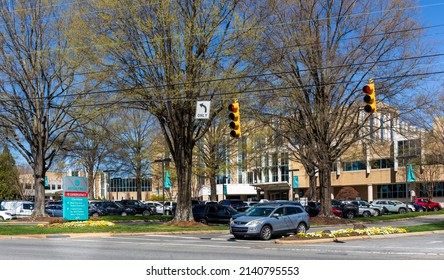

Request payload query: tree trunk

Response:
[32,152,47,217]
[318,159,333,217]
[171,128,194,222]
[210,170,217,201]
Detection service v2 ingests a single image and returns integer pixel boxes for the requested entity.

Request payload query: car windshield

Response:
[246,207,274,217]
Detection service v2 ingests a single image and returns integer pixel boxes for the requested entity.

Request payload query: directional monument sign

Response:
[195,101,211,119]
[62,176,88,221]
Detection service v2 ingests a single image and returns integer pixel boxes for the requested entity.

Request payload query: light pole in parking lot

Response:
[154,158,171,214]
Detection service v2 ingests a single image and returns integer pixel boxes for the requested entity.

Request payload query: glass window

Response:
[280,152,289,182]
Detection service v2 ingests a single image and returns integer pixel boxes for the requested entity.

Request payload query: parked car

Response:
[370,200,408,214]
[404,201,426,212]
[192,204,238,224]
[304,202,320,217]
[144,201,164,214]
[230,204,310,240]
[45,205,63,217]
[332,200,359,219]
[343,200,377,217]
[88,204,107,217]
[414,198,442,212]
[89,201,136,216]
[0,200,34,218]
[162,201,177,215]
[232,200,304,219]
[0,205,13,220]
[219,199,249,212]
[119,199,153,216]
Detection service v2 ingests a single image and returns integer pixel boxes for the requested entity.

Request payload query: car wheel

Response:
[259,225,272,240]
[121,211,128,216]
[92,212,99,217]
[362,211,371,218]
[374,209,381,216]
[295,223,307,234]
[198,218,208,225]
[418,207,424,212]
[432,206,440,212]
[344,211,355,219]
[142,210,151,216]
[0,216,4,221]
[398,208,406,214]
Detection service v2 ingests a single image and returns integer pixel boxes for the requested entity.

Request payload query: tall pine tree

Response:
[0,146,20,199]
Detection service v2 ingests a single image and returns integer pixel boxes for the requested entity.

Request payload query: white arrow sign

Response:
[195,101,211,119]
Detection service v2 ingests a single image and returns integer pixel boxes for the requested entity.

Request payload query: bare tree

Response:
[109,108,159,200]
[0,1,99,216]
[255,0,429,216]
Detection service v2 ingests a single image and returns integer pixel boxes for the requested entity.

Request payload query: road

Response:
[0,230,443,260]
[0,214,443,260]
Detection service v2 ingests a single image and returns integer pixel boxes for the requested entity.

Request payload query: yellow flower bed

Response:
[296,226,407,239]
[38,220,115,228]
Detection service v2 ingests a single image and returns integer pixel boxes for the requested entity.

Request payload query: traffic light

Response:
[228,100,241,138]
[363,80,376,114]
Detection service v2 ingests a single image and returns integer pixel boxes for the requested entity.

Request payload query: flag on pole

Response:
[407,164,416,182]
[164,171,172,189]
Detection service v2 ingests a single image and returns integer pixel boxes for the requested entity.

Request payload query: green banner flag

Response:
[164,171,172,189]
[407,164,416,182]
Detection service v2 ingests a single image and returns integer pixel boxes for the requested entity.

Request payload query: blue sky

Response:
[419,0,444,87]
[7,1,444,168]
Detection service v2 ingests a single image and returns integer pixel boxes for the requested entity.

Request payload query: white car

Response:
[145,201,170,215]
[0,205,13,220]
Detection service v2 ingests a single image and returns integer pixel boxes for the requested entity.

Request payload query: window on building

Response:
[371,158,394,169]
[280,152,289,182]
[398,139,421,165]
[271,153,278,182]
[419,182,444,197]
[377,184,407,199]
[342,160,366,171]
[264,154,269,183]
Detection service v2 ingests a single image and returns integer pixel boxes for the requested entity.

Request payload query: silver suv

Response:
[230,204,310,240]
[370,200,408,214]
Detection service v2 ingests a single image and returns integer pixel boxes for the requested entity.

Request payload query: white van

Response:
[0,200,34,218]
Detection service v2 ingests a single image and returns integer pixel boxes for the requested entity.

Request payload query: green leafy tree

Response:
[74,0,263,221]
[0,1,102,216]
[0,146,20,199]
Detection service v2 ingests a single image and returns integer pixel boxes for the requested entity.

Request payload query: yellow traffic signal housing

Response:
[228,101,241,138]
[363,81,376,114]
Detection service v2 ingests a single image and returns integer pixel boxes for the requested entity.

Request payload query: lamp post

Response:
[103,169,116,200]
[153,158,171,214]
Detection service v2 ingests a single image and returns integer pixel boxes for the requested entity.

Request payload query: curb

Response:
[0,230,230,240]
[275,230,444,244]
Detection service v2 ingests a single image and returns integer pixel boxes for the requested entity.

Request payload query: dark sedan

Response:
[45,205,63,217]
[89,201,136,216]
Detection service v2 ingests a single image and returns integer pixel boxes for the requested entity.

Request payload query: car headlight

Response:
[246,220,263,226]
